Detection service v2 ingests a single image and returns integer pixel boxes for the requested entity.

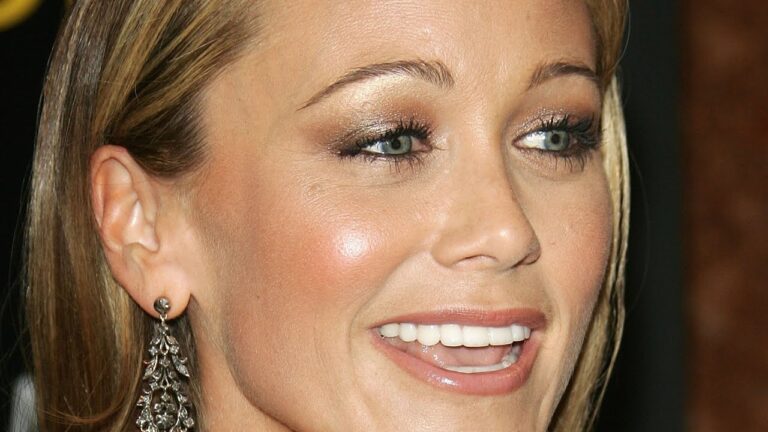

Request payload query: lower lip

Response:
[371,332,540,396]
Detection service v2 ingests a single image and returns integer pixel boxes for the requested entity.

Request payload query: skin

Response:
[92,1,612,430]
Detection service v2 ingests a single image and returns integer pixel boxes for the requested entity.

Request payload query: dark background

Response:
[596,2,685,430]
[2,1,765,431]
[1,1,66,429]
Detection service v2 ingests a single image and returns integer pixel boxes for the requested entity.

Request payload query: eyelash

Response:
[338,118,434,169]
[337,114,600,171]
[519,114,601,171]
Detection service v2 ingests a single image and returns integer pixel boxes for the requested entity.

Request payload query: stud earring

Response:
[136,297,195,431]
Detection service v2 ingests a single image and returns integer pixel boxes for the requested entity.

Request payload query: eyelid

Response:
[341,117,433,155]
[331,117,436,175]
[514,114,598,144]
[508,112,602,174]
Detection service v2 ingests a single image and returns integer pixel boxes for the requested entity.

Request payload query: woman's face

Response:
[187,0,611,430]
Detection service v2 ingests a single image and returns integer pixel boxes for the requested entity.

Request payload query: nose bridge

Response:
[431,134,541,271]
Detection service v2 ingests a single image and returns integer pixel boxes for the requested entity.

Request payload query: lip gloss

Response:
[371,308,545,395]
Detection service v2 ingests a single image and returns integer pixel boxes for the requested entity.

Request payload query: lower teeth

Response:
[442,344,522,374]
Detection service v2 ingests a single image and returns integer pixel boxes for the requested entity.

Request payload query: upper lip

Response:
[371,307,547,329]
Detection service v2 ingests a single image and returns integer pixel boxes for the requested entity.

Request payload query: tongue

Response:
[385,338,511,368]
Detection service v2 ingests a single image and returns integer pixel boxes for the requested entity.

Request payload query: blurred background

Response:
[1,1,766,430]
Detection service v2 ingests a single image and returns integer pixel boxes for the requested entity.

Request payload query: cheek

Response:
[223,196,382,333]
[200,168,420,404]
[517,170,612,412]
[523,172,612,337]
[249,214,383,312]
[555,195,611,328]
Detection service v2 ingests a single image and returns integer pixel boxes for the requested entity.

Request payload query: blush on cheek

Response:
[336,230,371,262]
[257,217,386,305]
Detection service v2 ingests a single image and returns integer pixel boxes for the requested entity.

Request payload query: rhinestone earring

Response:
[136,297,195,431]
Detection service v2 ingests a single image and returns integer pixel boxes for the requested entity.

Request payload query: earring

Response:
[136,297,195,432]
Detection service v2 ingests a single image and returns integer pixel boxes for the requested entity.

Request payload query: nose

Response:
[430,148,541,272]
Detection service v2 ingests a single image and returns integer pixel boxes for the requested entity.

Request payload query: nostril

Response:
[429,174,541,271]
[452,254,500,269]
[431,220,542,271]
[519,240,541,266]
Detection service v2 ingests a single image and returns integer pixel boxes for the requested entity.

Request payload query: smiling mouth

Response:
[377,323,531,373]
[370,309,544,395]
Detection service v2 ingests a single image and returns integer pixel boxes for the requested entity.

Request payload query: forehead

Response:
[210,0,599,126]
[255,0,596,78]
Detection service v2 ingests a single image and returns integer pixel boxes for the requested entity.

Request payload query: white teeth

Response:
[398,323,417,342]
[379,323,400,338]
[510,324,525,342]
[462,326,490,347]
[439,324,463,347]
[378,322,532,348]
[488,326,514,346]
[417,325,441,346]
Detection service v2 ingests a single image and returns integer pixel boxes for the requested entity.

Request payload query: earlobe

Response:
[90,145,190,319]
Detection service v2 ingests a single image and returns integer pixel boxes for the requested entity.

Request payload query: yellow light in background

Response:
[0,0,43,31]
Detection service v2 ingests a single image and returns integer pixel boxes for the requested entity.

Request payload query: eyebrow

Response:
[300,58,598,110]
[300,59,454,110]
[527,61,599,90]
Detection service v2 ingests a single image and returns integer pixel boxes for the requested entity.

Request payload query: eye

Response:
[514,115,599,156]
[338,117,433,162]
[518,130,570,152]
[363,134,413,155]
[512,115,600,173]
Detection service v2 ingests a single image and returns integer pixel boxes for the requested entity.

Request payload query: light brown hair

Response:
[25,1,627,430]
[26,0,256,429]
[555,1,629,430]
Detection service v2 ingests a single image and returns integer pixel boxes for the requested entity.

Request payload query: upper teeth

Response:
[378,323,531,347]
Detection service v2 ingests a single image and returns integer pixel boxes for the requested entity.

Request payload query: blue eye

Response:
[513,115,600,173]
[363,135,413,155]
[341,118,432,161]
[519,130,570,152]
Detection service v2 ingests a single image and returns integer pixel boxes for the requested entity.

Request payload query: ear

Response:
[90,145,191,319]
